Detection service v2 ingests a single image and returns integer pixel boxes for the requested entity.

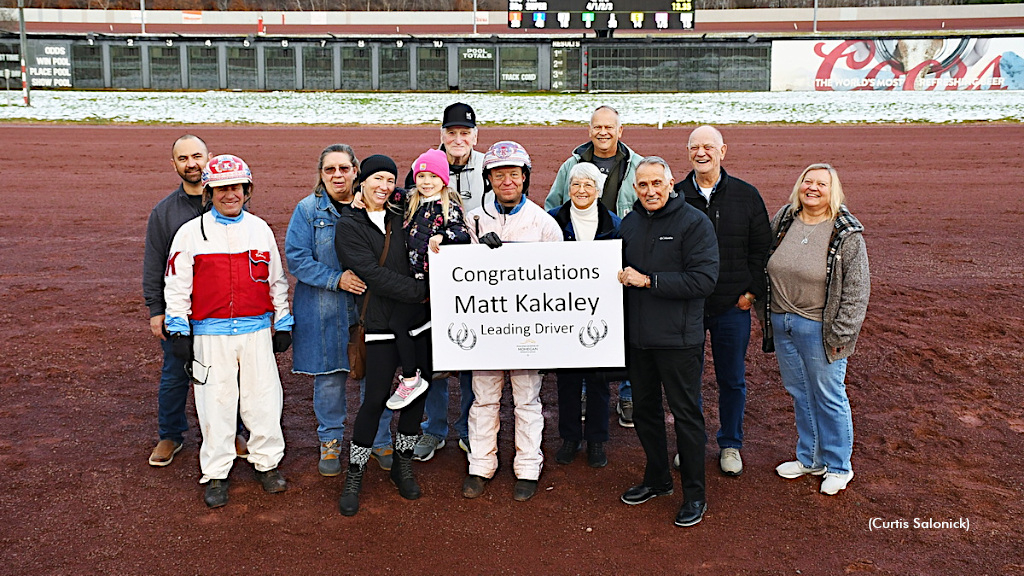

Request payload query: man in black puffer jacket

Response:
[673,125,772,478]
[618,156,718,528]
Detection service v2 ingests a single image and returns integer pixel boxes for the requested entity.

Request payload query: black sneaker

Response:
[204,478,229,508]
[555,439,581,465]
[620,483,673,505]
[513,479,538,502]
[587,442,608,468]
[255,467,288,494]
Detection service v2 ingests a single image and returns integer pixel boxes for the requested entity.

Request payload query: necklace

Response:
[799,219,821,245]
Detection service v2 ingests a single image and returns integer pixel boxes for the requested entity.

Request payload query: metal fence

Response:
[0,36,771,92]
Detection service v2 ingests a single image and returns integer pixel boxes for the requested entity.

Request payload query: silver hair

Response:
[636,156,674,182]
[568,162,608,192]
[314,143,359,198]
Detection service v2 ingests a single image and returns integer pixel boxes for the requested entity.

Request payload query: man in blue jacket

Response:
[617,156,719,528]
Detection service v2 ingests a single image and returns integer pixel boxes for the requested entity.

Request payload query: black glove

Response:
[479,232,502,249]
[272,331,292,353]
[170,334,193,361]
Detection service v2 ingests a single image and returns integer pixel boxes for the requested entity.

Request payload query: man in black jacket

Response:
[673,126,772,477]
[143,135,211,467]
[617,156,719,527]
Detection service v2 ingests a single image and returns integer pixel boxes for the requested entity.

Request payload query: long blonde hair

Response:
[405,184,465,227]
[787,163,845,219]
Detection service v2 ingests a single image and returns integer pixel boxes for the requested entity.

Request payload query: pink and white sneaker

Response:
[386,369,428,410]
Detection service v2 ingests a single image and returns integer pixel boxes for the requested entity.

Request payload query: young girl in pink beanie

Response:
[385,148,471,410]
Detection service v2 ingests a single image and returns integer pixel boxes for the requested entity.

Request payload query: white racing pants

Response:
[192,328,284,483]
[468,370,544,481]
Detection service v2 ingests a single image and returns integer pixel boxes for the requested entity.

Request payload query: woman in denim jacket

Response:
[285,144,393,479]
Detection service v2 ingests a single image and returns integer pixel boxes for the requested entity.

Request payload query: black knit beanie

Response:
[355,154,398,188]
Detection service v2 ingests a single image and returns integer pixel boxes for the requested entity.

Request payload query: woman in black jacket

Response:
[333,155,430,517]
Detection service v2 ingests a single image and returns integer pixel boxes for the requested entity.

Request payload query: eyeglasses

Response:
[323,165,355,175]
[570,181,598,191]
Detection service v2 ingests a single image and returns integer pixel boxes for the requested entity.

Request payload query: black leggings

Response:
[352,330,432,449]
[386,302,427,379]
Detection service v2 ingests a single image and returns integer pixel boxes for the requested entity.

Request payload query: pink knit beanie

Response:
[412,149,450,187]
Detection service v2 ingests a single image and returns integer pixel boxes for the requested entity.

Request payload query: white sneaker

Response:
[775,460,827,479]
[386,370,428,410]
[820,471,854,495]
[719,448,743,476]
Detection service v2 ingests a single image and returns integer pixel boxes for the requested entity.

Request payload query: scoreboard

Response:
[507,0,694,31]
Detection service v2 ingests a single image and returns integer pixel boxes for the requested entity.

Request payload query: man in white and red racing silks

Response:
[164,154,294,509]
[462,141,563,504]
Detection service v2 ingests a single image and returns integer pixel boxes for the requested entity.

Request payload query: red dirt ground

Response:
[0,123,1021,576]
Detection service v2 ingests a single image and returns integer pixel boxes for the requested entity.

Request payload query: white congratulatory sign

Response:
[429,241,625,371]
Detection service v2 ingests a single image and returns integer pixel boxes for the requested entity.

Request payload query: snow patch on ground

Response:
[1,90,1022,124]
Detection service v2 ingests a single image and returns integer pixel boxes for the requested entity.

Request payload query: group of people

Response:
[142,103,870,526]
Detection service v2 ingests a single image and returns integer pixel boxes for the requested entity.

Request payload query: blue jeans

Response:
[158,337,191,443]
[618,380,632,401]
[704,306,750,450]
[313,372,392,450]
[771,312,853,475]
[420,371,474,440]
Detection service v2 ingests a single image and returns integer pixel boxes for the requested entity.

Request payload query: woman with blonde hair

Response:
[763,163,870,496]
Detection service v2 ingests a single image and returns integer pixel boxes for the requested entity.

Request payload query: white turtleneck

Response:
[569,200,600,242]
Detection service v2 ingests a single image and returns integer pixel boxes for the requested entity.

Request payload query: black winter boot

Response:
[390,450,421,500]
[338,464,365,516]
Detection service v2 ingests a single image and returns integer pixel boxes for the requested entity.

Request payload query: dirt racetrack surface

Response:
[0,123,1022,576]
